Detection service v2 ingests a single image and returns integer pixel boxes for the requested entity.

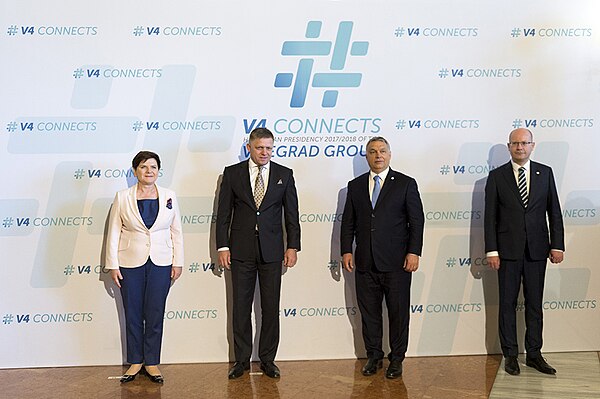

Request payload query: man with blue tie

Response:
[341,136,425,379]
[216,127,301,379]
[485,128,565,375]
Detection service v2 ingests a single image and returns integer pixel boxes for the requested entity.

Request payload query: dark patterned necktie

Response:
[254,165,265,208]
[518,167,528,208]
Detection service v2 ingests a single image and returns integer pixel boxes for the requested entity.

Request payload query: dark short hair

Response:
[366,136,390,150]
[249,127,274,142]
[132,151,161,169]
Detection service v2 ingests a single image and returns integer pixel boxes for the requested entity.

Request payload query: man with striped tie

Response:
[484,128,565,376]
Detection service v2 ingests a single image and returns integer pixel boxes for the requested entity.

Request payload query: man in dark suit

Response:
[485,128,564,376]
[341,136,424,379]
[216,127,300,379]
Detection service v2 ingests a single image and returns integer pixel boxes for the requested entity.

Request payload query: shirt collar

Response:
[249,158,270,170]
[370,167,390,181]
[511,160,531,172]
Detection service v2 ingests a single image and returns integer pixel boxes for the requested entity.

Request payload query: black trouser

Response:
[497,252,547,358]
[231,234,282,363]
[356,266,412,362]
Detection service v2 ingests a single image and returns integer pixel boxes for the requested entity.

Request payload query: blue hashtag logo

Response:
[73,169,85,180]
[7,25,18,36]
[2,314,14,324]
[274,21,368,108]
[132,121,143,131]
[511,28,521,37]
[394,27,405,37]
[6,121,17,132]
[73,68,84,79]
[2,217,14,228]
[512,119,523,129]
[133,26,144,36]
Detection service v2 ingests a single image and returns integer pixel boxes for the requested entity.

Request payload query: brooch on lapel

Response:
[277,179,283,185]
[536,171,540,175]
[166,198,172,209]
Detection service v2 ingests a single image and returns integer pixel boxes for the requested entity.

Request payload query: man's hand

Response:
[487,256,500,270]
[403,253,419,272]
[342,253,353,272]
[284,249,298,268]
[549,250,564,264]
[218,250,231,270]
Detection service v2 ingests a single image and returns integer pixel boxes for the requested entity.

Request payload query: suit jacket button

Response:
[371,228,375,232]
[371,213,375,218]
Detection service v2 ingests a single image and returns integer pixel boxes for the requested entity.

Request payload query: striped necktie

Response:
[518,167,528,208]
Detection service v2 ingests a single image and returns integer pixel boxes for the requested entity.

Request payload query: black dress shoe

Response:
[385,360,403,379]
[260,361,281,378]
[526,356,556,375]
[504,356,520,375]
[228,361,250,379]
[361,358,383,376]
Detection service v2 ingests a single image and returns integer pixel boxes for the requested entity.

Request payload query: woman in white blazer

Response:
[106,151,184,383]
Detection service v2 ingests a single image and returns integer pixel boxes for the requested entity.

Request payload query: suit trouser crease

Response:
[356,268,411,362]
[231,234,281,363]
[497,257,546,357]
[120,259,171,365]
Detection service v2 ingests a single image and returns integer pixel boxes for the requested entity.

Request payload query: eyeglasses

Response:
[508,141,533,147]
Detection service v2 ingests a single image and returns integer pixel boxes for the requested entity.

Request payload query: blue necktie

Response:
[372,175,381,208]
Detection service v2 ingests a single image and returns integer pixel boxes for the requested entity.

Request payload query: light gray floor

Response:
[490,352,600,398]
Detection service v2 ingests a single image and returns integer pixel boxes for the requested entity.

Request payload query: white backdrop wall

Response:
[1,1,599,368]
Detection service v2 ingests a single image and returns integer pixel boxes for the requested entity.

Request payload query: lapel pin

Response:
[277,179,283,184]
[391,176,395,180]
[166,198,172,209]
[536,171,540,175]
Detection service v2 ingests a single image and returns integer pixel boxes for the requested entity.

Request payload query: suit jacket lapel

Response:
[128,185,147,229]
[374,169,395,209]
[500,162,524,208]
[151,186,167,231]
[528,161,541,207]
[357,173,371,209]
[261,163,274,208]
[238,160,255,209]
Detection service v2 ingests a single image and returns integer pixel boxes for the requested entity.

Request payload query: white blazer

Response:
[105,184,184,269]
